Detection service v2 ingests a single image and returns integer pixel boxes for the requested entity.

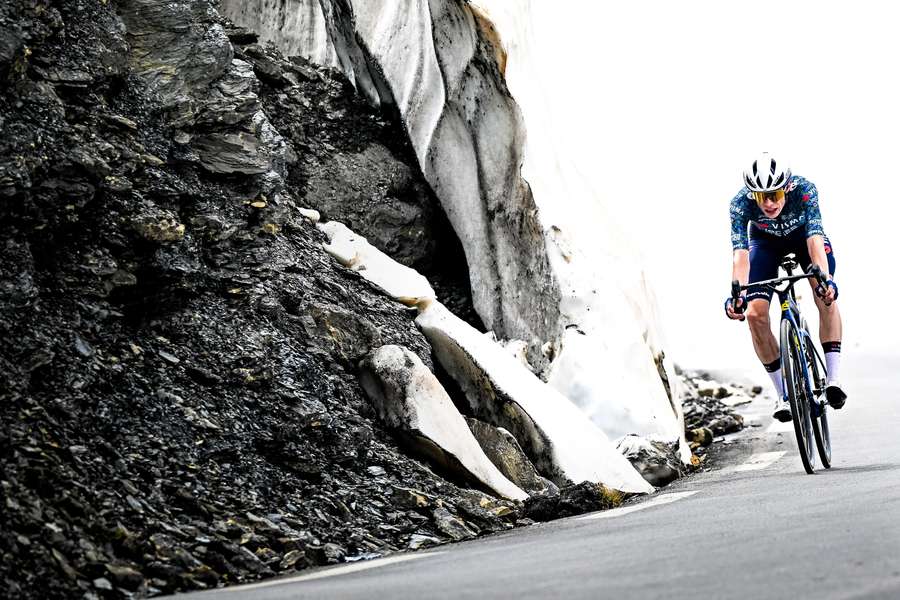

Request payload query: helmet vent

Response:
[773,173,784,188]
[743,152,791,192]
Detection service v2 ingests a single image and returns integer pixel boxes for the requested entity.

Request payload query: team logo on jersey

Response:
[803,194,810,202]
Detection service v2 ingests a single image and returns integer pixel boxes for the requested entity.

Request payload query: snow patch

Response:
[359,345,527,501]
[471,0,688,457]
[416,301,653,494]
[318,221,434,306]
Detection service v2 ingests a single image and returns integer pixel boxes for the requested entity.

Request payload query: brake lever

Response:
[810,264,829,296]
[731,280,744,314]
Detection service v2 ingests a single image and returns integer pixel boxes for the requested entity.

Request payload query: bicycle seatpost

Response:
[731,280,744,314]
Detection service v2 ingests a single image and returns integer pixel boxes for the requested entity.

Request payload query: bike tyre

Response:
[781,319,816,474]
[807,340,832,468]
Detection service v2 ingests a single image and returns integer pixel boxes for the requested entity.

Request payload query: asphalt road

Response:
[190,356,900,600]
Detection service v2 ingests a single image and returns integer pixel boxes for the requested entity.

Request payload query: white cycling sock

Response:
[764,358,784,398]
[823,341,842,384]
[768,370,785,398]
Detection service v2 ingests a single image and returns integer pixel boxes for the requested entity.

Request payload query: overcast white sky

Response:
[523,1,900,371]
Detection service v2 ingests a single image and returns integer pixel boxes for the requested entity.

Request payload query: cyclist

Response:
[724,153,846,422]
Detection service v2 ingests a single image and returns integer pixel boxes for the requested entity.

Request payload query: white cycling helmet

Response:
[743,152,791,192]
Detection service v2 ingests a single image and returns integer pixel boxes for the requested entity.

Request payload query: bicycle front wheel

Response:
[806,340,832,468]
[781,319,816,474]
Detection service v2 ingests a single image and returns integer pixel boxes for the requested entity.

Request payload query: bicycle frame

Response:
[773,279,825,415]
[731,258,833,473]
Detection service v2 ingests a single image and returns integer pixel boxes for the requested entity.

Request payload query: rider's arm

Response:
[802,180,834,291]
[726,249,750,319]
[727,194,751,318]
[801,180,825,239]
[732,249,750,286]
[806,235,831,279]
[807,234,837,305]
[729,194,751,252]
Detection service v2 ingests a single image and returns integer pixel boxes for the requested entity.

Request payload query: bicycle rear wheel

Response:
[806,340,832,468]
[781,319,816,474]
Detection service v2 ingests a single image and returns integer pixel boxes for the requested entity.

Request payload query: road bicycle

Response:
[731,254,832,474]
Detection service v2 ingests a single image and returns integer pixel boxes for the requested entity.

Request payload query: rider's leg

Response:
[746,299,783,396]
[810,284,846,407]
[809,283,843,383]
[802,238,846,407]
[745,232,784,404]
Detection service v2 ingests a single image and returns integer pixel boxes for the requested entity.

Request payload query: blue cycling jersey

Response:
[729,175,826,250]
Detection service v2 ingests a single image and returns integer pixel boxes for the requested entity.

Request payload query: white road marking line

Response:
[220,552,445,592]
[767,420,793,433]
[578,491,698,521]
[733,451,786,472]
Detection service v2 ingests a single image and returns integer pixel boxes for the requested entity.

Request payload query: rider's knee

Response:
[746,301,770,329]
[816,297,838,315]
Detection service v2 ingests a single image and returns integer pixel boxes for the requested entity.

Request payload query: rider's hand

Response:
[815,280,839,306]
[724,296,746,321]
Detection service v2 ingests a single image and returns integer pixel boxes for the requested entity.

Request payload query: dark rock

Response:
[466,417,557,496]
[524,481,622,522]
[117,0,233,112]
[307,303,382,363]
[432,508,476,541]
[0,29,22,75]
[131,209,186,243]
[278,549,305,570]
[192,126,278,175]
[407,534,440,550]
[708,413,744,436]
[105,564,144,590]
[687,427,714,447]
[92,577,113,591]
[186,365,222,386]
[303,144,438,270]
[322,543,346,564]
[0,236,37,307]
[681,372,746,439]
[158,350,181,365]
[616,435,682,487]
[74,335,95,358]
[392,487,433,511]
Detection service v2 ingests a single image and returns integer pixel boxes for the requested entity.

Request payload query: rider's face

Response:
[754,191,786,218]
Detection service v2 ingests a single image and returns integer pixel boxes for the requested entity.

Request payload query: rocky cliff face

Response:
[218,0,687,455]
[0,1,512,597]
[222,0,561,352]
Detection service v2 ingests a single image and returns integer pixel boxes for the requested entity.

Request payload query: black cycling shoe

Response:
[773,397,792,423]
[825,383,847,409]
